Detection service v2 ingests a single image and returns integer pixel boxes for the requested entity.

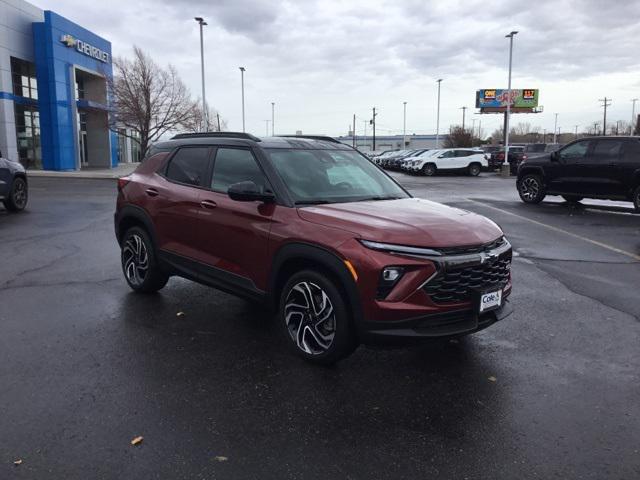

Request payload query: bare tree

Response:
[110,46,200,157]
[184,103,228,133]
[489,128,504,144]
[443,126,473,148]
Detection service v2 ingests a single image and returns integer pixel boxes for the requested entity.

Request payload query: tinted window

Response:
[165,147,209,186]
[622,140,640,163]
[592,140,623,163]
[439,151,455,158]
[212,148,266,193]
[455,150,472,157]
[559,141,590,162]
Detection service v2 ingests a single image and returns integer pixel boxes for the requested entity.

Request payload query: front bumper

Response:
[360,300,513,344]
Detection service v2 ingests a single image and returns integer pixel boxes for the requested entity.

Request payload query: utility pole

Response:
[271,102,275,136]
[504,31,518,162]
[403,101,407,147]
[631,98,638,135]
[239,67,246,132]
[216,113,221,131]
[553,113,558,143]
[194,17,208,131]
[371,107,377,151]
[574,125,579,139]
[543,128,546,143]
[352,114,356,148]
[436,79,442,147]
[460,106,467,131]
[599,97,611,136]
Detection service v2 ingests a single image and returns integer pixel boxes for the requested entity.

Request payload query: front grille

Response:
[423,256,511,304]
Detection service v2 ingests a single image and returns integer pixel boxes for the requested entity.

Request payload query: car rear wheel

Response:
[468,163,481,176]
[562,195,583,203]
[121,226,169,293]
[3,177,28,212]
[280,270,356,364]
[517,174,546,204]
[422,163,436,176]
[633,186,640,213]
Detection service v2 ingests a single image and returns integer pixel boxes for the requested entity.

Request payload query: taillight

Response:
[117,177,130,192]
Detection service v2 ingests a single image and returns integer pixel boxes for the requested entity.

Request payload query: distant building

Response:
[337,134,440,152]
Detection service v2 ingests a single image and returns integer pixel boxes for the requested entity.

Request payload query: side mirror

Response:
[228,181,274,203]
[550,151,559,162]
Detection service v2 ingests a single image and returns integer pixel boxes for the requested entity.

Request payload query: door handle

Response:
[145,188,159,197]
[200,199,217,209]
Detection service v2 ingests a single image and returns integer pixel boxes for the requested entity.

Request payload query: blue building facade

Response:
[0,1,126,171]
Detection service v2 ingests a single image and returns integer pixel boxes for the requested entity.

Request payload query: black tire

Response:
[562,195,583,203]
[517,174,546,204]
[468,163,481,176]
[121,226,169,293]
[279,269,356,364]
[3,177,28,212]
[633,186,640,213]
[422,163,436,176]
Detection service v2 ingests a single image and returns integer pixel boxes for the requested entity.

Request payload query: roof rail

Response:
[277,135,342,144]
[171,131,261,141]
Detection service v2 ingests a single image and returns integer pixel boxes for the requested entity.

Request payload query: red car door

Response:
[148,146,212,265]
[197,146,275,292]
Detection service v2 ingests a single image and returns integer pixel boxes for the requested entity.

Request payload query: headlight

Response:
[360,239,442,258]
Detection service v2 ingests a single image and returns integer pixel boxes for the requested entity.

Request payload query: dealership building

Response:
[0,0,138,171]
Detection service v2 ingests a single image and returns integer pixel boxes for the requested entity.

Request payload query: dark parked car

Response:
[0,154,28,212]
[517,136,640,212]
[487,146,526,172]
[115,133,513,363]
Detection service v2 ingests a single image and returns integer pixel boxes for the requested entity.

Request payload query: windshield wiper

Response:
[364,195,404,201]
[295,200,333,206]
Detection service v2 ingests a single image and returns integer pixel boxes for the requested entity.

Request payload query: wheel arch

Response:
[267,242,363,327]
[115,205,158,248]
[518,165,546,181]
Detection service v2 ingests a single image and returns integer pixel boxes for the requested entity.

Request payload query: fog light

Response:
[382,267,402,282]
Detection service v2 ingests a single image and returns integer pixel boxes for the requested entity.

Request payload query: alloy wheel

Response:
[12,179,27,209]
[284,281,336,355]
[122,234,149,286]
[519,177,540,201]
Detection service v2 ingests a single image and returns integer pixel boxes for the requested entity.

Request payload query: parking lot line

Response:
[467,199,640,262]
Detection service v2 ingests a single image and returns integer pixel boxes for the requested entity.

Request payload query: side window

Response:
[439,151,455,159]
[211,148,266,193]
[592,140,623,163]
[622,140,640,163]
[559,141,590,163]
[455,150,472,157]
[165,147,210,186]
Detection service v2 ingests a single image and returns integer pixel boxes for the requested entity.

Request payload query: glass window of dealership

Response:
[0,0,138,170]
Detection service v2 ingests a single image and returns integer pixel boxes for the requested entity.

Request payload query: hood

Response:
[297,198,502,248]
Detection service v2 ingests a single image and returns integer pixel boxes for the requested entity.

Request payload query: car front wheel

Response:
[517,174,546,204]
[3,177,28,212]
[121,226,169,293]
[280,270,356,364]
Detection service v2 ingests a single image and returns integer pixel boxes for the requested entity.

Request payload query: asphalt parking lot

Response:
[1,174,639,479]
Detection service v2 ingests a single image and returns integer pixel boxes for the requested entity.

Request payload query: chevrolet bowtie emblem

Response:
[60,34,76,47]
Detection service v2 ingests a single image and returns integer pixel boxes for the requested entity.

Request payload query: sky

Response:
[36,0,640,139]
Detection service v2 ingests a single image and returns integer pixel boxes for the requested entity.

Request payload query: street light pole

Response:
[403,101,407,147]
[435,79,442,148]
[460,106,467,131]
[239,67,246,132]
[553,113,558,144]
[271,102,275,136]
[504,31,518,162]
[195,17,208,131]
[631,98,638,136]
[574,125,579,139]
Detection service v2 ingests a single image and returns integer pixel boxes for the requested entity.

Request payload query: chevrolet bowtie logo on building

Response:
[60,34,76,47]
[60,34,110,63]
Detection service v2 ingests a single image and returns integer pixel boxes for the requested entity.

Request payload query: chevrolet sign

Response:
[60,34,109,63]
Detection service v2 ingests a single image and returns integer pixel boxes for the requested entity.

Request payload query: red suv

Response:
[115,133,513,363]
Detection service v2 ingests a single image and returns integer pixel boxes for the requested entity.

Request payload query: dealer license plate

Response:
[479,290,502,313]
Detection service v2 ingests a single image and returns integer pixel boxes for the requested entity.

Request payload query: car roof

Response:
[150,134,354,152]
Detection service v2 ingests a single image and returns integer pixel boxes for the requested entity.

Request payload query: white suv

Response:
[407,148,488,176]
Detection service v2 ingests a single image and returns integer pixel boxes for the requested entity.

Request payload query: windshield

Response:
[266,149,410,205]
